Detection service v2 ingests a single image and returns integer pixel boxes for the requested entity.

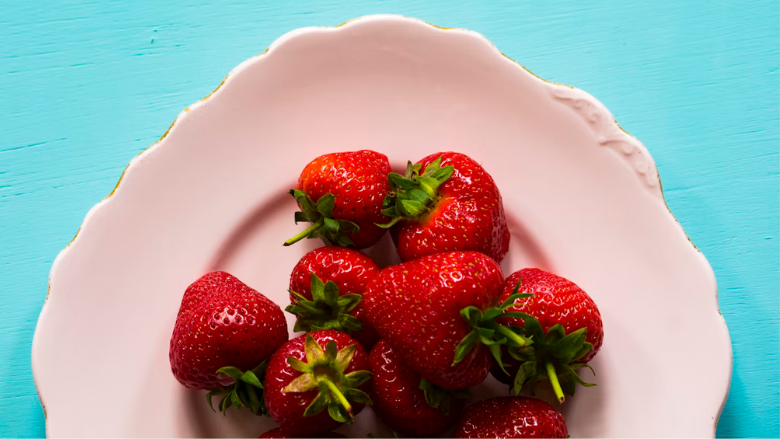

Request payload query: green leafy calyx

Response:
[419,378,470,416]
[206,359,269,416]
[285,273,364,334]
[284,190,360,247]
[283,334,372,424]
[453,289,534,369]
[377,156,454,228]
[504,282,596,403]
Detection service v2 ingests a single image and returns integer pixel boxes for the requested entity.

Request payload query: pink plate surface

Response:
[32,15,731,437]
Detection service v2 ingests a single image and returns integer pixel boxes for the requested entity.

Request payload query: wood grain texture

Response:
[1,1,777,437]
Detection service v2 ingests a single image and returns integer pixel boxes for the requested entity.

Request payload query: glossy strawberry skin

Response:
[297,150,392,248]
[169,272,288,390]
[369,339,464,437]
[363,251,504,389]
[258,427,345,438]
[391,152,509,262]
[500,269,603,363]
[455,397,568,438]
[264,330,371,435]
[289,246,380,348]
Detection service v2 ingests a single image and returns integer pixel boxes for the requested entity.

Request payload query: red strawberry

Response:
[286,247,380,349]
[264,330,372,435]
[284,150,392,249]
[169,271,288,414]
[494,268,604,403]
[258,427,345,438]
[363,251,530,390]
[379,152,509,263]
[369,339,467,437]
[455,397,568,438]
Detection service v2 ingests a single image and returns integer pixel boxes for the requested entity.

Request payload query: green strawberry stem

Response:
[206,360,269,416]
[545,361,565,403]
[322,377,352,415]
[284,218,325,247]
[495,324,528,348]
[507,319,597,401]
[284,190,360,247]
[284,219,324,246]
[453,292,534,368]
[283,335,372,424]
[285,274,364,334]
[377,156,455,227]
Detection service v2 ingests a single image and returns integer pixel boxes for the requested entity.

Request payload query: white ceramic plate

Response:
[32,15,731,438]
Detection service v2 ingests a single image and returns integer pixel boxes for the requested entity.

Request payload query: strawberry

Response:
[169,271,288,414]
[369,339,467,437]
[454,397,568,438]
[264,330,372,435]
[363,251,531,390]
[378,152,509,263]
[286,247,380,349]
[284,150,392,249]
[494,268,604,403]
[258,427,345,438]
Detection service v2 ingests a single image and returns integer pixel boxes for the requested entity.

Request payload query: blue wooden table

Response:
[1,1,777,437]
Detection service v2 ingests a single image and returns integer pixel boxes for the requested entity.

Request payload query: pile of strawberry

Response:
[169,151,604,438]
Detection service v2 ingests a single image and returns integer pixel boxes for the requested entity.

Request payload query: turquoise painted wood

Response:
[1,1,777,437]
